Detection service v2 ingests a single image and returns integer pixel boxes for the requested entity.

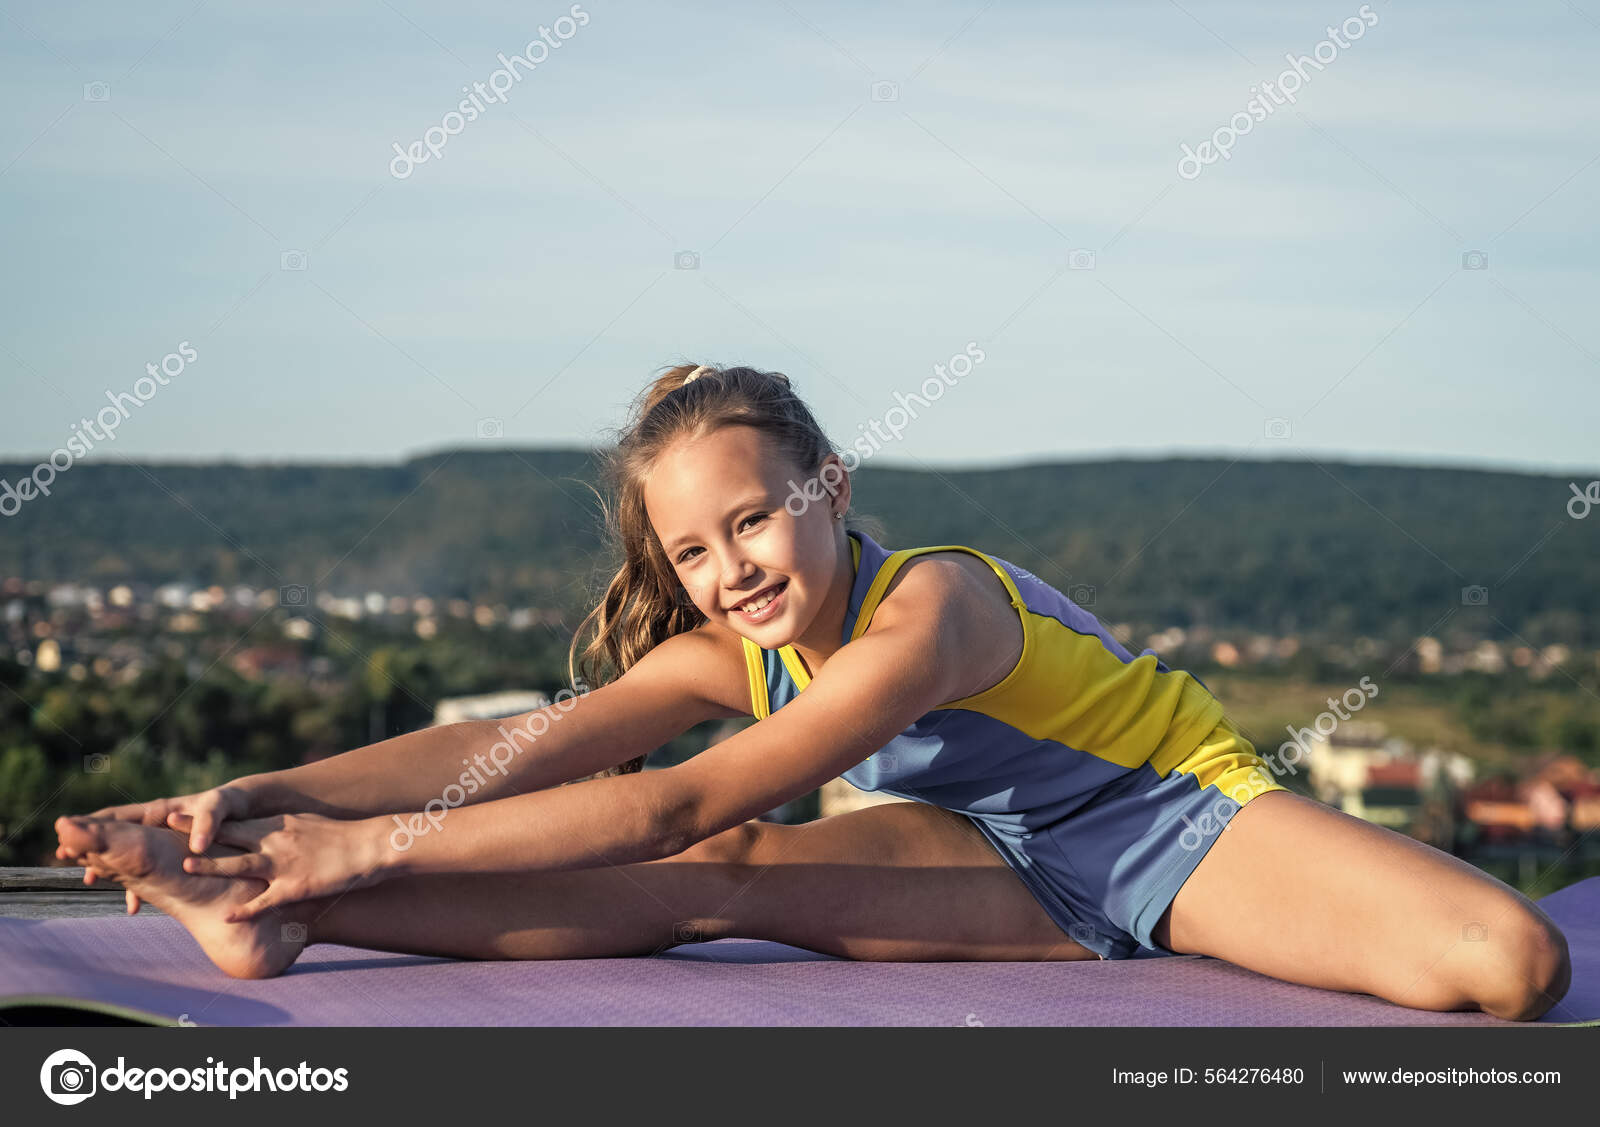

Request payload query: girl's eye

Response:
[675,514,768,565]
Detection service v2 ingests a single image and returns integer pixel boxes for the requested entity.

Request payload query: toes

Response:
[81,852,116,880]
[56,817,107,858]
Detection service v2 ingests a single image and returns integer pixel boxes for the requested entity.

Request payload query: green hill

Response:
[3,451,1595,643]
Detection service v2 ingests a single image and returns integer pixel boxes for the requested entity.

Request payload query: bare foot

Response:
[54,815,307,980]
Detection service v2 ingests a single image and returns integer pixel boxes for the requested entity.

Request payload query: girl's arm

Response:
[226,627,748,821]
[195,560,1014,920]
[377,559,1002,877]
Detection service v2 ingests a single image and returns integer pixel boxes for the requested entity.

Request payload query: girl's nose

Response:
[721,555,754,589]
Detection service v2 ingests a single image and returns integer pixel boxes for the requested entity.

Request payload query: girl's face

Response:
[645,424,848,644]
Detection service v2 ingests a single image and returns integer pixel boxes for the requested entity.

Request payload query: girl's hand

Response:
[69,785,255,853]
[172,812,390,922]
[57,785,256,914]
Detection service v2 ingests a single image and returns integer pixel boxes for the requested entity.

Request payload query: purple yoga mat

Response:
[3,877,1595,1026]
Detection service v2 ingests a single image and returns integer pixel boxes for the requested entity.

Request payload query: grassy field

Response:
[1204,673,1529,774]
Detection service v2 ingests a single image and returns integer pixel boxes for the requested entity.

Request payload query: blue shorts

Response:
[962,717,1288,960]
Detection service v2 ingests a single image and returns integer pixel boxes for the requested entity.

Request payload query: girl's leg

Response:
[1150,790,1572,1021]
[61,800,1096,979]
[296,800,1092,962]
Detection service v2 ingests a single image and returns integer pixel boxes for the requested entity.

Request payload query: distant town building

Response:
[1461,754,1600,842]
[228,645,309,681]
[433,691,552,726]
[1303,720,1473,849]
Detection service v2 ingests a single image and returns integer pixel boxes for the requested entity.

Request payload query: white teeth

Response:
[739,586,781,613]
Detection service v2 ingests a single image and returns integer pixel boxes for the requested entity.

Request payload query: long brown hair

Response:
[567,363,884,776]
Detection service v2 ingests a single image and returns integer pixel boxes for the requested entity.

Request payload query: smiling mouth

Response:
[728,580,787,614]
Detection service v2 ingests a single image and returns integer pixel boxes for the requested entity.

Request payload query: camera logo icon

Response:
[40,1048,98,1105]
[280,250,309,271]
[673,921,701,943]
[1068,922,1098,947]
[476,417,504,439]
[1461,250,1489,271]
[1264,417,1292,440]
[281,922,308,943]
[1068,583,1096,607]
[1462,921,1487,942]
[870,80,899,102]
[673,250,700,270]
[279,584,309,607]
[1066,248,1096,270]
[83,82,111,102]
[1461,585,1489,606]
[83,753,110,774]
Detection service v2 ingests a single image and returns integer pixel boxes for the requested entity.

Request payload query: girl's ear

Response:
[815,451,851,510]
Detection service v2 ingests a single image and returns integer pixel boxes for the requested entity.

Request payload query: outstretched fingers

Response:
[85,801,162,824]
[182,853,271,880]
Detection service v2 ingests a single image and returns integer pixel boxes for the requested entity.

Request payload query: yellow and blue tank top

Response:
[739,529,1229,830]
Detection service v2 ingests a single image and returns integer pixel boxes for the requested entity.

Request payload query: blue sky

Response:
[2,0,1596,474]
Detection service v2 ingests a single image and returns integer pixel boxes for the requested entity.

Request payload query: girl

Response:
[57,363,1570,1021]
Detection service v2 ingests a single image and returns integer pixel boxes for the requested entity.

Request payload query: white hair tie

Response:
[684,365,713,383]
